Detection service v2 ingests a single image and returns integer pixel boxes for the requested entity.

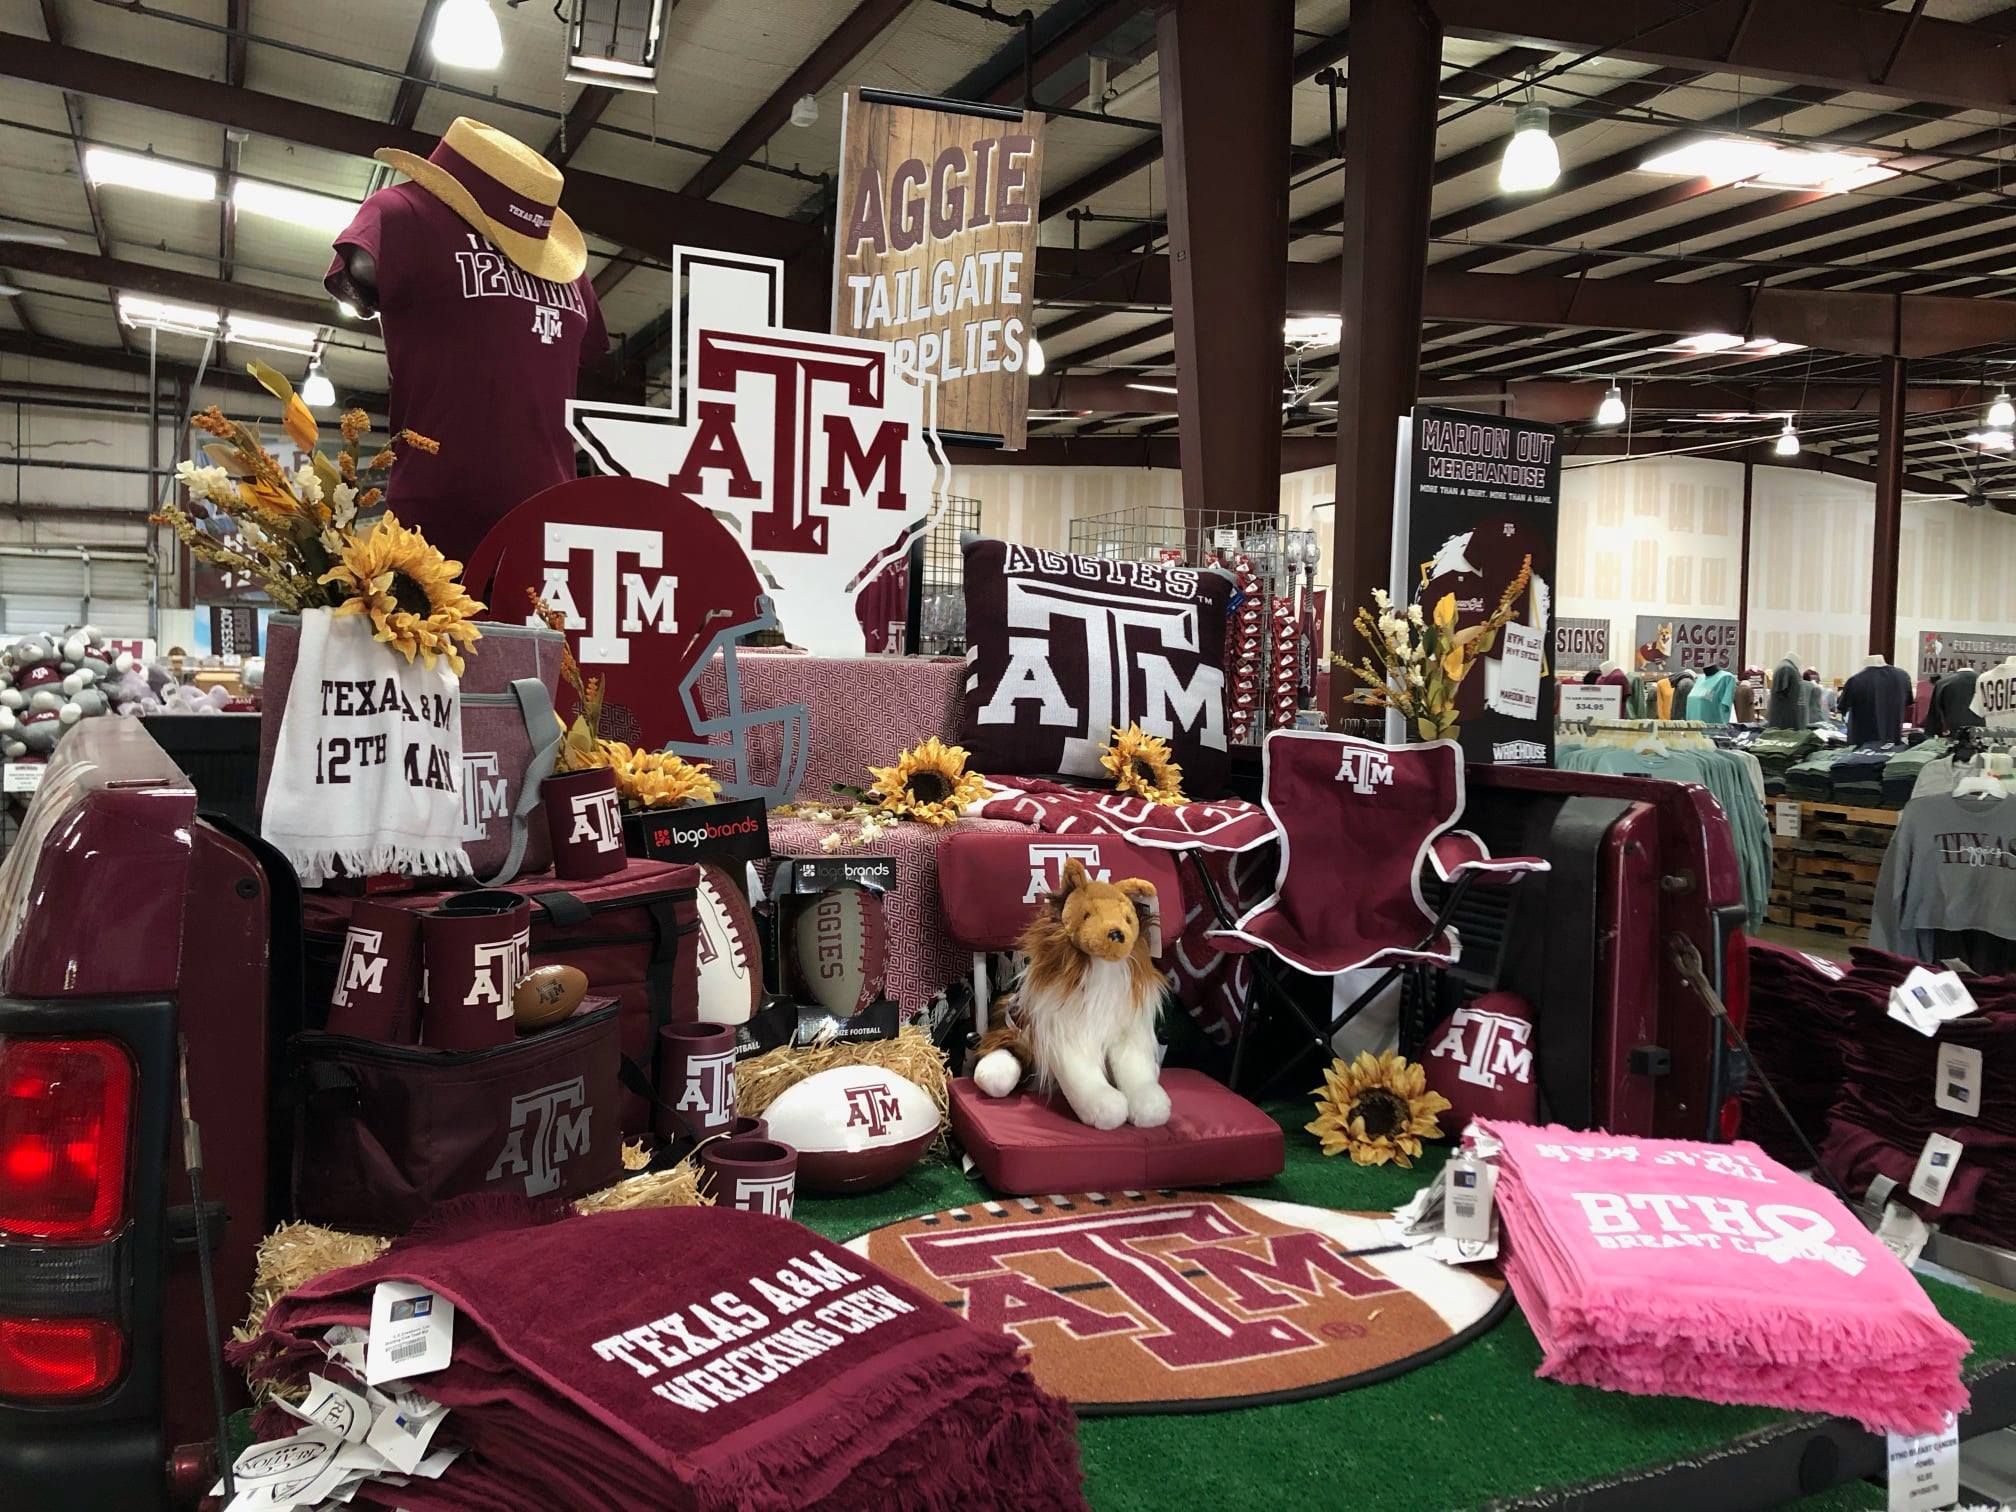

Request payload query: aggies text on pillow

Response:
[959,539,1233,798]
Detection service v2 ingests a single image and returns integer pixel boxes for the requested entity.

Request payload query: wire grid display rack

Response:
[1068,505,1324,745]
[913,494,982,655]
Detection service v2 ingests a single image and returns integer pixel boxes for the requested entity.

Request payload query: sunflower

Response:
[866,736,989,827]
[572,741,720,810]
[1307,1051,1450,1167]
[319,512,485,675]
[1099,723,1186,806]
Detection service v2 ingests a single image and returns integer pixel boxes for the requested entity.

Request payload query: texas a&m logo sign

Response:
[565,247,947,659]
[851,1192,1505,1409]
[333,926,386,1008]
[1023,842,1108,903]
[487,1077,592,1197]
[1336,747,1394,796]
[1428,1003,1534,1091]
[843,1082,903,1139]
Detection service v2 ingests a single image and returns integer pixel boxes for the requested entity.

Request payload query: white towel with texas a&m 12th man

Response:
[262,606,471,886]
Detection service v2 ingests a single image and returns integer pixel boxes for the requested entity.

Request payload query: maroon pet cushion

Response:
[950,1069,1284,1196]
[1421,991,1539,1125]
[938,829,1186,954]
[958,539,1234,797]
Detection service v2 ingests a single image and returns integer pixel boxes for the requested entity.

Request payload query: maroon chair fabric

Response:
[938,830,1185,955]
[1209,731,1546,975]
[949,1070,1284,1196]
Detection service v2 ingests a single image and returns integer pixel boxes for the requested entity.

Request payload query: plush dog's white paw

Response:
[1128,1082,1172,1129]
[1075,1085,1130,1131]
[973,1049,1022,1098]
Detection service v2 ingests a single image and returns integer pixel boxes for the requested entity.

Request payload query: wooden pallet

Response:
[1805,819,1895,849]
[1792,910,1871,940]
[1791,873,1876,904]
[1798,801,1900,827]
[1794,854,1881,884]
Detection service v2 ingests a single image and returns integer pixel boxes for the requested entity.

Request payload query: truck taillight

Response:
[0,1038,133,1242]
[0,1315,125,1400]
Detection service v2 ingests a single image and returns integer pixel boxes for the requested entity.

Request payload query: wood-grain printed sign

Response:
[832,87,1044,449]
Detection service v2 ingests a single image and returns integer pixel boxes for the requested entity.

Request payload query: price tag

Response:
[1875,1202,1932,1268]
[1908,1133,1964,1207]
[1887,1413,1959,1511]
[1774,801,1802,839]
[2,761,45,794]
[1935,1043,1983,1118]
[366,1280,454,1385]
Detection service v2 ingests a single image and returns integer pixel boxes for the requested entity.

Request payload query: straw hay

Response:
[734,1024,950,1125]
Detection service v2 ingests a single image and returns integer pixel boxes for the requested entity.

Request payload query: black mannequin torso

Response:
[332,245,380,315]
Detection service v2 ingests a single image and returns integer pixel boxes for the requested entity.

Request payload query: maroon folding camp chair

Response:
[1205,730,1548,1091]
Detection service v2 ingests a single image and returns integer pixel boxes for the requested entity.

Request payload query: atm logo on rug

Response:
[850,1192,1504,1410]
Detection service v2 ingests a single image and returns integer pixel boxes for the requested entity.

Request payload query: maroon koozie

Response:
[544,768,627,881]
[653,1022,736,1139]
[421,898,532,1050]
[699,1136,797,1219]
[324,900,422,1043]
[1423,990,1540,1126]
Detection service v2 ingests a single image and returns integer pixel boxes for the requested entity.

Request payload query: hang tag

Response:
[278,1373,373,1445]
[1446,1152,1496,1243]
[1886,1412,1959,1512]
[1867,1172,1900,1210]
[364,1385,449,1474]
[366,1281,454,1385]
[1935,1043,1984,1118]
[1875,1202,1933,1269]
[1908,1133,1964,1208]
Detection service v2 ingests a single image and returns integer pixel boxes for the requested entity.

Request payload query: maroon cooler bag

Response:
[292,1002,623,1234]
[304,858,701,1132]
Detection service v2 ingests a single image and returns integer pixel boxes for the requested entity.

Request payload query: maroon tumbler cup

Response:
[420,898,531,1051]
[544,768,626,881]
[324,900,422,1043]
[654,1022,737,1140]
[700,1137,798,1219]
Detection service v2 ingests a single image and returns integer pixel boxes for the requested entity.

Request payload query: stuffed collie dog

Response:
[972,858,1170,1131]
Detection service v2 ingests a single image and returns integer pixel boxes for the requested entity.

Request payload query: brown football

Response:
[513,964,587,1030]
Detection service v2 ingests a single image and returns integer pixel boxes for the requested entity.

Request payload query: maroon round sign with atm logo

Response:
[465,474,770,750]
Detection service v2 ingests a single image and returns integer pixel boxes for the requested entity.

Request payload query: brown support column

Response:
[1736,458,1754,669]
[1329,0,1441,721]
[1156,0,1295,533]
[1870,355,1906,661]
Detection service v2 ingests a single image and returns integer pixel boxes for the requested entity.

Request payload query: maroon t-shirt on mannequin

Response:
[326,183,608,563]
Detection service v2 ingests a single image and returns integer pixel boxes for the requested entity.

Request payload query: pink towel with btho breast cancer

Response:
[1477,1121,1970,1435]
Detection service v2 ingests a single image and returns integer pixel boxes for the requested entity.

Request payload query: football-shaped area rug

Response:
[846,1190,1508,1413]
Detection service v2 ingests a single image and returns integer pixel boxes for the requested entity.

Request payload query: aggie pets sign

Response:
[834,89,1045,448]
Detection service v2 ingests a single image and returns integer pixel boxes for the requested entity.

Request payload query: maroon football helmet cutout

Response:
[464,474,809,803]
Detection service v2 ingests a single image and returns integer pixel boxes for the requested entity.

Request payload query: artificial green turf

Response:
[793,1106,2016,1512]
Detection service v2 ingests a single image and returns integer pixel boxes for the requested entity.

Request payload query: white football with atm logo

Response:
[692,863,761,1026]
[763,1066,936,1193]
[791,886,887,1017]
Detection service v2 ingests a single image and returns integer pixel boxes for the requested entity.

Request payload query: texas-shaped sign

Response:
[565,247,949,658]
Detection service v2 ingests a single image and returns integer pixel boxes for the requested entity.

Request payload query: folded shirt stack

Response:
[1750,728,1827,797]
[1478,1119,1970,1435]
[1831,741,1911,807]
[1882,739,1951,808]
[1814,949,2016,1248]
[234,1204,1086,1512]
[1738,941,1858,1168]
[1784,748,1849,801]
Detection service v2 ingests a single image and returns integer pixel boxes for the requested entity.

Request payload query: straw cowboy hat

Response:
[375,118,588,285]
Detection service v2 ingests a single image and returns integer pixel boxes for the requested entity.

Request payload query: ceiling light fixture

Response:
[1774,417,1801,457]
[431,0,504,70]
[301,362,336,410]
[231,180,357,235]
[790,93,820,128]
[1673,332,1748,353]
[1639,137,1897,196]
[225,313,321,355]
[1283,315,1344,347]
[1969,429,2016,453]
[1595,382,1626,426]
[1989,391,2015,430]
[1026,332,1045,377]
[1498,103,1560,193]
[1127,382,1180,395]
[117,294,221,337]
[567,0,668,93]
[84,147,216,201]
